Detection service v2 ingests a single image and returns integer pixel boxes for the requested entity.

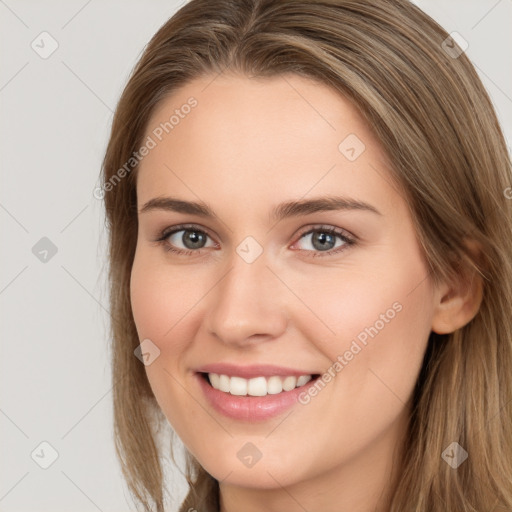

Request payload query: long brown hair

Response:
[100,1,512,510]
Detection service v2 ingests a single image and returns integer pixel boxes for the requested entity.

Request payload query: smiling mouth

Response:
[200,372,320,397]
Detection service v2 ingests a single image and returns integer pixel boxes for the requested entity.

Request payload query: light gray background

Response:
[1,1,511,510]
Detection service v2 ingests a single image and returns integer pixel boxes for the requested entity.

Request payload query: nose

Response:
[204,251,289,348]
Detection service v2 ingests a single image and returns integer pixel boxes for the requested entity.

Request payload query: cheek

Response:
[130,254,207,437]
[285,262,433,357]
[129,249,219,406]
[130,251,202,348]
[286,248,434,407]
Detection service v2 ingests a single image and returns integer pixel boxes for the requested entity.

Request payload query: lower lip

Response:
[197,373,316,421]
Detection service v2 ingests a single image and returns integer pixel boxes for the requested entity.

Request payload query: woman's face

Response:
[130,73,438,492]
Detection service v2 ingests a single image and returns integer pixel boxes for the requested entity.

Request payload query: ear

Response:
[431,240,484,335]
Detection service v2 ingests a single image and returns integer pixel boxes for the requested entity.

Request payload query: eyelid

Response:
[157,223,216,241]
[157,223,355,241]
[289,224,356,256]
[155,223,219,254]
[293,224,355,243]
[155,223,356,257]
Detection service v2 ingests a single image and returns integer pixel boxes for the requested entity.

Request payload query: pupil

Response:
[312,232,335,251]
[183,230,206,249]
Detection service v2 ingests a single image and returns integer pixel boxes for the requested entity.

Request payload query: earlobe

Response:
[431,243,485,335]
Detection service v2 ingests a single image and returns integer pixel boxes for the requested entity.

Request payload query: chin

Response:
[185,434,314,490]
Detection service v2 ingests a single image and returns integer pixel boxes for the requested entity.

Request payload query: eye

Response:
[155,224,217,255]
[154,223,355,258]
[292,225,355,257]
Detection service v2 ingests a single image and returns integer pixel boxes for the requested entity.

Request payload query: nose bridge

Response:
[205,246,288,346]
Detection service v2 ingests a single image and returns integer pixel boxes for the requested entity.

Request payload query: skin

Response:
[130,73,482,512]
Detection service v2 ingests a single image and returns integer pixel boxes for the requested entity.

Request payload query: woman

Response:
[100,1,512,510]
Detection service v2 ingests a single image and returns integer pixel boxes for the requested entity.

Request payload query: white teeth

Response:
[247,377,267,396]
[230,376,248,395]
[218,374,230,392]
[282,376,297,391]
[267,376,283,394]
[297,375,312,387]
[209,373,220,389]
[207,373,314,396]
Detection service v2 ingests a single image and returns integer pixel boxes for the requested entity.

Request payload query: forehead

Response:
[136,73,399,217]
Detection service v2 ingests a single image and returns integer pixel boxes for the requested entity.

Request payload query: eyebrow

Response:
[139,195,381,221]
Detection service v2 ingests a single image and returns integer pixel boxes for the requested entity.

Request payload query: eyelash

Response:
[154,223,356,258]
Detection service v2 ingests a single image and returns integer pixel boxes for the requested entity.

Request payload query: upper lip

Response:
[196,363,318,379]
